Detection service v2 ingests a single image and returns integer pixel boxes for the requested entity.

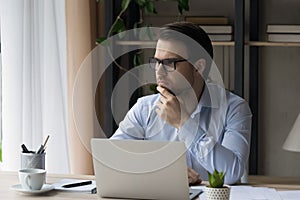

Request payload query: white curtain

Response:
[0,0,69,173]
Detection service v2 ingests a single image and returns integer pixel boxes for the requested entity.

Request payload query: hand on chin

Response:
[156,86,189,128]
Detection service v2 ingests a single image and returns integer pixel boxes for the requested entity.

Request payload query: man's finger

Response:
[194,178,202,185]
[159,96,167,104]
[188,167,199,176]
[188,168,202,185]
[157,86,174,98]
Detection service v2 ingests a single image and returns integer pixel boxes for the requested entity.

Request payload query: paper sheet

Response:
[191,185,283,200]
[52,179,96,193]
[278,190,300,200]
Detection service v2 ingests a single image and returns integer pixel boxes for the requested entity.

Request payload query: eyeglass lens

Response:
[149,58,186,72]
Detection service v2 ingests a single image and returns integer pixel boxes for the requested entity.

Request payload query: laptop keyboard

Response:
[189,188,203,200]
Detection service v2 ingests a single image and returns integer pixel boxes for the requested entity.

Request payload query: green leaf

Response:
[96,37,111,46]
[144,1,156,14]
[220,171,225,180]
[135,0,146,7]
[208,170,225,188]
[133,53,142,67]
[111,18,125,33]
[96,37,107,44]
[111,17,126,38]
[177,0,189,14]
[121,0,131,12]
[180,0,190,10]
[0,141,2,162]
[208,172,212,183]
[118,25,127,39]
[150,84,158,93]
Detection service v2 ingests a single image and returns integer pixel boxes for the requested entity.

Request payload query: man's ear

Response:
[194,59,206,75]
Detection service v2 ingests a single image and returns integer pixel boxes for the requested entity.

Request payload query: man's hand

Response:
[188,167,202,185]
[156,86,189,129]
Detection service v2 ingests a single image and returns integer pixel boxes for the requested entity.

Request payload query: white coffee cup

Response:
[18,168,46,190]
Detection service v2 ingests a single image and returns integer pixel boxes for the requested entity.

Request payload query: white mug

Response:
[18,168,46,190]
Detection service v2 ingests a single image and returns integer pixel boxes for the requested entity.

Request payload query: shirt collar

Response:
[199,83,223,109]
[191,83,225,117]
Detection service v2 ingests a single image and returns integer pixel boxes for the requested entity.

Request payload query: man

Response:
[111,22,252,185]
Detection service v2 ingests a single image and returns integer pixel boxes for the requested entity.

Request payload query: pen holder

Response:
[21,152,45,169]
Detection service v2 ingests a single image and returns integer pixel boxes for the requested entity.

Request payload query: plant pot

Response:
[205,186,230,200]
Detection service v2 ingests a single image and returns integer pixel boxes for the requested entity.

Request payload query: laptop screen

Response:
[91,139,194,200]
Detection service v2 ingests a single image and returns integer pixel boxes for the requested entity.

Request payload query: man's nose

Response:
[156,63,167,76]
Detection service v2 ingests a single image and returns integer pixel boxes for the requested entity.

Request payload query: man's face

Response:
[154,39,197,95]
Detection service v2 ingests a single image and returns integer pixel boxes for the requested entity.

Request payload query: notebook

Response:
[91,138,202,200]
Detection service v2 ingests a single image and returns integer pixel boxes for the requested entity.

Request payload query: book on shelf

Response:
[208,34,232,42]
[185,16,229,25]
[268,34,300,42]
[199,25,232,34]
[267,25,300,33]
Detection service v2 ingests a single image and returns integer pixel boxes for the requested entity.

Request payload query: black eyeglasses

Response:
[149,57,187,72]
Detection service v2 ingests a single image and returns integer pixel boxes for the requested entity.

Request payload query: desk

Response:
[1,171,300,199]
[0,171,98,200]
[248,175,300,190]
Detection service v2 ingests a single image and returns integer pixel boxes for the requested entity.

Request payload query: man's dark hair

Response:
[158,22,213,78]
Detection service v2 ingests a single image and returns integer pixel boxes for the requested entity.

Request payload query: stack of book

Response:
[185,16,233,41]
[267,25,300,42]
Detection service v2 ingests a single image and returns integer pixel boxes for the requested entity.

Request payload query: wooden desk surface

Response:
[0,171,99,200]
[248,175,300,190]
[1,171,300,199]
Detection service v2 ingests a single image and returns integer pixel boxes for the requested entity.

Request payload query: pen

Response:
[37,135,50,154]
[62,180,92,188]
[21,144,29,153]
[91,187,97,194]
[21,144,35,153]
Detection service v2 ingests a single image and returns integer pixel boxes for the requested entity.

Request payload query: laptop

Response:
[91,139,202,200]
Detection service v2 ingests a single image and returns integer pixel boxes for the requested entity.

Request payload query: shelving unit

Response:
[249,0,259,175]
[234,0,245,98]
[116,40,235,46]
[248,41,300,47]
[213,42,235,46]
[249,0,300,177]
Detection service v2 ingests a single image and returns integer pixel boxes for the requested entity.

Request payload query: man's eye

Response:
[162,60,173,65]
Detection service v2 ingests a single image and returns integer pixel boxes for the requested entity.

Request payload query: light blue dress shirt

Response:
[111,84,252,184]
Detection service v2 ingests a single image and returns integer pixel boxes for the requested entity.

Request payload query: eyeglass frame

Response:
[148,57,188,72]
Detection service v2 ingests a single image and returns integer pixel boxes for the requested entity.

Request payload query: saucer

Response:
[11,184,54,194]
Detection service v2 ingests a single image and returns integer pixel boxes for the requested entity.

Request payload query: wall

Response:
[258,0,300,177]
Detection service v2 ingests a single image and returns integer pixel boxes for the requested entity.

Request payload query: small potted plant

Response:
[205,170,230,200]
